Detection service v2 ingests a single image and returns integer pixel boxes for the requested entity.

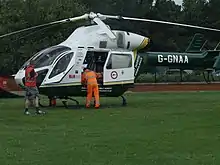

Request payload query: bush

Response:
[135,72,220,83]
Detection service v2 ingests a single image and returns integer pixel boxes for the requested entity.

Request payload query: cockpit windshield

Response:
[33,46,71,68]
[21,46,71,69]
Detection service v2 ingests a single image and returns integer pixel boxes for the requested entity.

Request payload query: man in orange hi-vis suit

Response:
[81,67,102,108]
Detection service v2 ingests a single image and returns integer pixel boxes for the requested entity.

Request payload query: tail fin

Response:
[185,33,207,53]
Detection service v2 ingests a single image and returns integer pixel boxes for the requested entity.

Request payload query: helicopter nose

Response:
[14,70,25,88]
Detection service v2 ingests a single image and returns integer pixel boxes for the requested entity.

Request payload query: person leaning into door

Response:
[81,67,102,109]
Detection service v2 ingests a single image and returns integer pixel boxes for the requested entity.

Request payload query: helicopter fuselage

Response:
[14,25,149,98]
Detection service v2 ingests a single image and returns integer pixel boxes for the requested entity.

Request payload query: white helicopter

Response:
[1,12,220,107]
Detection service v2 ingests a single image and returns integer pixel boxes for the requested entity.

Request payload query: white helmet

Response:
[81,64,88,72]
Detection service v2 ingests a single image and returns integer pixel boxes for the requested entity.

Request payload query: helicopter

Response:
[1,12,220,107]
[139,33,220,82]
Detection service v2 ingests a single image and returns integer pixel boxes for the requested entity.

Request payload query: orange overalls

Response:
[82,69,101,108]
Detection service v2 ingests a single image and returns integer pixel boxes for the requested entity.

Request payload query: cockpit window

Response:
[34,46,71,68]
[21,49,45,69]
[22,46,71,69]
[49,52,74,79]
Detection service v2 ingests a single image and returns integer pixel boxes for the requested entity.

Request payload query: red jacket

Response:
[25,65,38,87]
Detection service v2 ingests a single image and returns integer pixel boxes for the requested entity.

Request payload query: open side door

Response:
[103,51,134,85]
[41,51,74,86]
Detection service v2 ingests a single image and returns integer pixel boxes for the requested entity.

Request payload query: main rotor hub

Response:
[89,12,107,21]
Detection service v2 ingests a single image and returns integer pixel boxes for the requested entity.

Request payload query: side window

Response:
[106,53,132,69]
[49,52,74,78]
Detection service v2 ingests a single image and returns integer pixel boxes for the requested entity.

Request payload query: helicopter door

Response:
[41,52,74,85]
[103,51,134,85]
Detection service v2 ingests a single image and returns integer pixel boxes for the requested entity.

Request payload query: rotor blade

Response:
[0,14,89,39]
[98,13,220,32]
[11,23,58,43]
[93,17,116,40]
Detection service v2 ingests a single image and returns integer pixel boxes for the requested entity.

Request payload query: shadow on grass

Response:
[40,103,127,111]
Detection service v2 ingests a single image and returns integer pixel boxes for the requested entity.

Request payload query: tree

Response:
[0,0,88,74]
[1,0,220,75]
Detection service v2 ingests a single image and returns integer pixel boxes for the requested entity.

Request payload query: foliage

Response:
[135,71,220,83]
[0,0,88,74]
[1,0,220,76]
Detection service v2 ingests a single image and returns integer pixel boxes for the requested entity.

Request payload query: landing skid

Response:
[62,97,80,109]
[39,95,127,109]
[39,97,80,109]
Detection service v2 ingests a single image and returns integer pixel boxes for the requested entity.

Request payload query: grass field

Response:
[0,91,220,165]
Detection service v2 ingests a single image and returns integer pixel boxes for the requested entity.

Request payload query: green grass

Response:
[0,92,220,165]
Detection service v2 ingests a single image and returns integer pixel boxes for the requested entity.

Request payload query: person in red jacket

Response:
[24,60,45,115]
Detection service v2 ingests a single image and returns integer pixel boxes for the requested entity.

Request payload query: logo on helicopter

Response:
[157,55,189,64]
[111,71,118,79]
[82,87,112,92]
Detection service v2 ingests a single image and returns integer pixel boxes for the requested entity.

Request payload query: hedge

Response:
[135,72,220,83]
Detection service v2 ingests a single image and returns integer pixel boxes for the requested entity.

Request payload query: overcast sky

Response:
[173,0,183,5]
